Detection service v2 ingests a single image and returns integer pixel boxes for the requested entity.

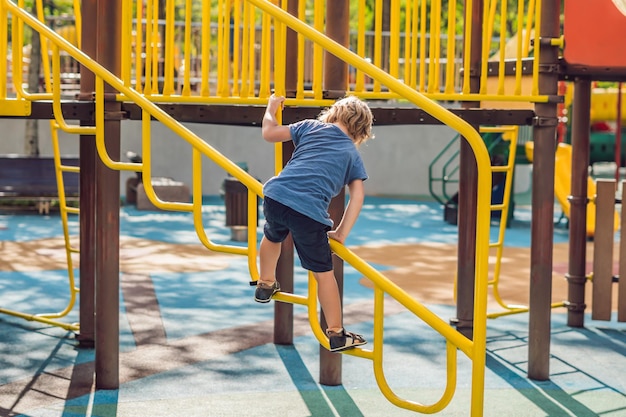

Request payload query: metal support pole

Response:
[320,0,349,387]
[454,0,483,340]
[528,0,560,381]
[567,78,591,327]
[76,0,97,348]
[94,0,122,390]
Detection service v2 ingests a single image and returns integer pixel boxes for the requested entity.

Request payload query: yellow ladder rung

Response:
[491,166,510,173]
[60,165,80,174]
[272,292,308,306]
[491,204,505,211]
[69,247,80,254]
[65,207,80,215]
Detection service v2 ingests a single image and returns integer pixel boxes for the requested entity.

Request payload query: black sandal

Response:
[326,328,367,352]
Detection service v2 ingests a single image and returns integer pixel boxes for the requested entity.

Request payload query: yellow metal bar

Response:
[296,0,305,99]
[523,0,536,58]
[240,1,251,97]
[182,0,193,96]
[373,0,382,93]
[246,188,260,280]
[514,0,525,95]
[190,149,248,256]
[134,0,144,93]
[247,5,257,98]
[143,0,153,96]
[49,121,80,315]
[418,0,427,92]
[312,0,324,99]
[150,0,160,95]
[330,239,473,356]
[140,109,193,212]
[388,0,399,79]
[219,0,232,97]
[11,0,52,101]
[231,0,242,96]
[496,0,508,95]
[162,0,176,95]
[73,0,81,49]
[0,0,7,98]
[0,308,79,331]
[35,0,51,93]
[371,286,458,412]
[532,0,542,96]
[121,0,132,87]
[479,0,496,95]
[200,0,211,96]
[0,99,31,116]
[461,0,472,94]
[51,45,95,134]
[258,10,271,97]
[273,0,286,97]
[444,0,458,94]
[427,0,442,94]
[355,0,366,92]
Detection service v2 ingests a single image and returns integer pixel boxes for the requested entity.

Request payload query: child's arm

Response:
[328,179,365,244]
[262,94,292,143]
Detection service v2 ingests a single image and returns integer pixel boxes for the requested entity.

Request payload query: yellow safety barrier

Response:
[3,0,497,414]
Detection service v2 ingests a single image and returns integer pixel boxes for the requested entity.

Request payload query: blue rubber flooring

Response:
[0,197,624,417]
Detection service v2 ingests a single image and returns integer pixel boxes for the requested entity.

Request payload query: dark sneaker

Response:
[326,328,367,352]
[254,280,280,303]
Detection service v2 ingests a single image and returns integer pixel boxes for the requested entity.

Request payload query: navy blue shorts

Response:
[263,197,333,272]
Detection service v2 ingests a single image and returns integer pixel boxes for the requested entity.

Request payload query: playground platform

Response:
[0,196,625,417]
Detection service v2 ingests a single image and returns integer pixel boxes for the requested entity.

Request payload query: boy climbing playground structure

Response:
[1,1,626,416]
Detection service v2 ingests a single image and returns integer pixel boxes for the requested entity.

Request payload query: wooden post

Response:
[94,0,122,390]
[528,0,560,381]
[76,0,97,348]
[591,179,615,321]
[273,0,299,346]
[567,78,591,328]
[320,0,349,387]
[619,180,626,322]
[454,0,483,341]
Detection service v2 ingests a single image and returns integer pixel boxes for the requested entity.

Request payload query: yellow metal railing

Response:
[113,0,546,105]
[3,1,495,415]
[3,1,546,106]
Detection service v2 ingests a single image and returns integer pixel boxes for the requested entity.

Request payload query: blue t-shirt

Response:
[263,119,368,227]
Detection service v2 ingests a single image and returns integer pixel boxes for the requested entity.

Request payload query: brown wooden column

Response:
[320,0,349,387]
[528,0,560,381]
[273,0,299,346]
[76,0,97,348]
[94,0,122,390]
[453,0,483,341]
[566,78,591,327]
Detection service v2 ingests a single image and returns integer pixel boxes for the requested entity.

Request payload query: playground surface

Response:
[0,196,625,417]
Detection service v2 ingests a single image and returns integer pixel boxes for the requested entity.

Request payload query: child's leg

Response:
[312,270,342,331]
[259,235,281,285]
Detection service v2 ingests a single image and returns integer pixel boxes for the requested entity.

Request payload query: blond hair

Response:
[317,96,374,146]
